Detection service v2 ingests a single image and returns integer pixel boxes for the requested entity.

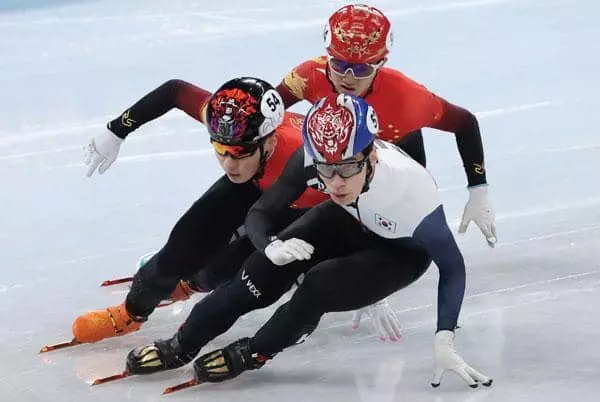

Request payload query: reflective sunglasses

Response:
[314,159,367,179]
[328,57,385,79]
[211,140,260,159]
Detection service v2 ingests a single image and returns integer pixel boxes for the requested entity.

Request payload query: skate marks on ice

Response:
[0,99,563,170]
[29,215,600,399]
[0,0,535,29]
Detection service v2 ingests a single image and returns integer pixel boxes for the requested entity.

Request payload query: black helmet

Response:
[206,77,285,145]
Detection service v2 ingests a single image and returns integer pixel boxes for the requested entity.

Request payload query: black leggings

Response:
[175,201,431,357]
[125,175,303,318]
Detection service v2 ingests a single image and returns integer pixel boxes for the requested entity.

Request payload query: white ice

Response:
[1,0,599,401]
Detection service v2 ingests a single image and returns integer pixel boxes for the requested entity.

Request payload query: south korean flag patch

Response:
[375,213,397,233]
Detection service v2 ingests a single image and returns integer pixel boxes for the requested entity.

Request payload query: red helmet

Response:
[324,4,393,64]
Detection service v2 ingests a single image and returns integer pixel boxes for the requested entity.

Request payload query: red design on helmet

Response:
[324,4,392,64]
[209,88,258,143]
[306,96,355,162]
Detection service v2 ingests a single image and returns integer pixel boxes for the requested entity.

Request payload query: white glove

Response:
[83,128,124,177]
[351,298,402,341]
[264,238,314,266]
[432,330,492,388]
[458,185,497,247]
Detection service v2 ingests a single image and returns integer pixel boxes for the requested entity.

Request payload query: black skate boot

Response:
[126,335,196,375]
[193,338,270,383]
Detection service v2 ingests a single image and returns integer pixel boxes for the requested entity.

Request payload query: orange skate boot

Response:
[72,302,146,344]
[168,280,206,302]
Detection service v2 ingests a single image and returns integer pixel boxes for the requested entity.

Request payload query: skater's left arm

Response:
[412,205,494,389]
[412,205,466,332]
[422,92,486,188]
[418,89,497,246]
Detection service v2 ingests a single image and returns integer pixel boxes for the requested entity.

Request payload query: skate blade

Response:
[91,371,130,386]
[100,277,134,287]
[39,339,81,353]
[163,378,201,394]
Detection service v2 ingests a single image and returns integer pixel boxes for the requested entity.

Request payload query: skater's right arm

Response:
[276,82,302,109]
[108,79,212,139]
[275,58,324,109]
[84,80,211,177]
[246,147,309,252]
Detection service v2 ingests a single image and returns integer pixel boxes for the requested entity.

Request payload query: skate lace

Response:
[107,307,127,335]
[107,306,142,335]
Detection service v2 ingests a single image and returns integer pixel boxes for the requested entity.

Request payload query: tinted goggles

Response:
[315,159,367,179]
[211,140,260,159]
[328,57,384,79]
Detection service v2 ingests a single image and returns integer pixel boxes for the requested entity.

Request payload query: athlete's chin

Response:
[338,86,359,96]
[226,173,250,184]
[330,193,357,206]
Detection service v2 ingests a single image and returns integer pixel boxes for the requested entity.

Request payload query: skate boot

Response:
[126,335,195,374]
[72,302,146,344]
[169,280,207,302]
[193,338,270,383]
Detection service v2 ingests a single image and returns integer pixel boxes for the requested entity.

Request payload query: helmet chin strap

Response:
[252,142,268,181]
[252,134,278,181]
[361,158,374,194]
[360,144,376,193]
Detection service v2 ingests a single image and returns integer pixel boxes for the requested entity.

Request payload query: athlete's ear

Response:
[368,147,378,164]
[264,134,278,157]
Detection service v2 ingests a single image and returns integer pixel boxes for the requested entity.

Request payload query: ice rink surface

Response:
[1,0,599,400]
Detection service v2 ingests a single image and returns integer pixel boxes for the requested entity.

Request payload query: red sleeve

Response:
[280,59,321,103]
[173,80,212,123]
[108,79,212,138]
[431,97,473,133]
[276,82,302,109]
[391,72,487,186]
[408,85,446,129]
